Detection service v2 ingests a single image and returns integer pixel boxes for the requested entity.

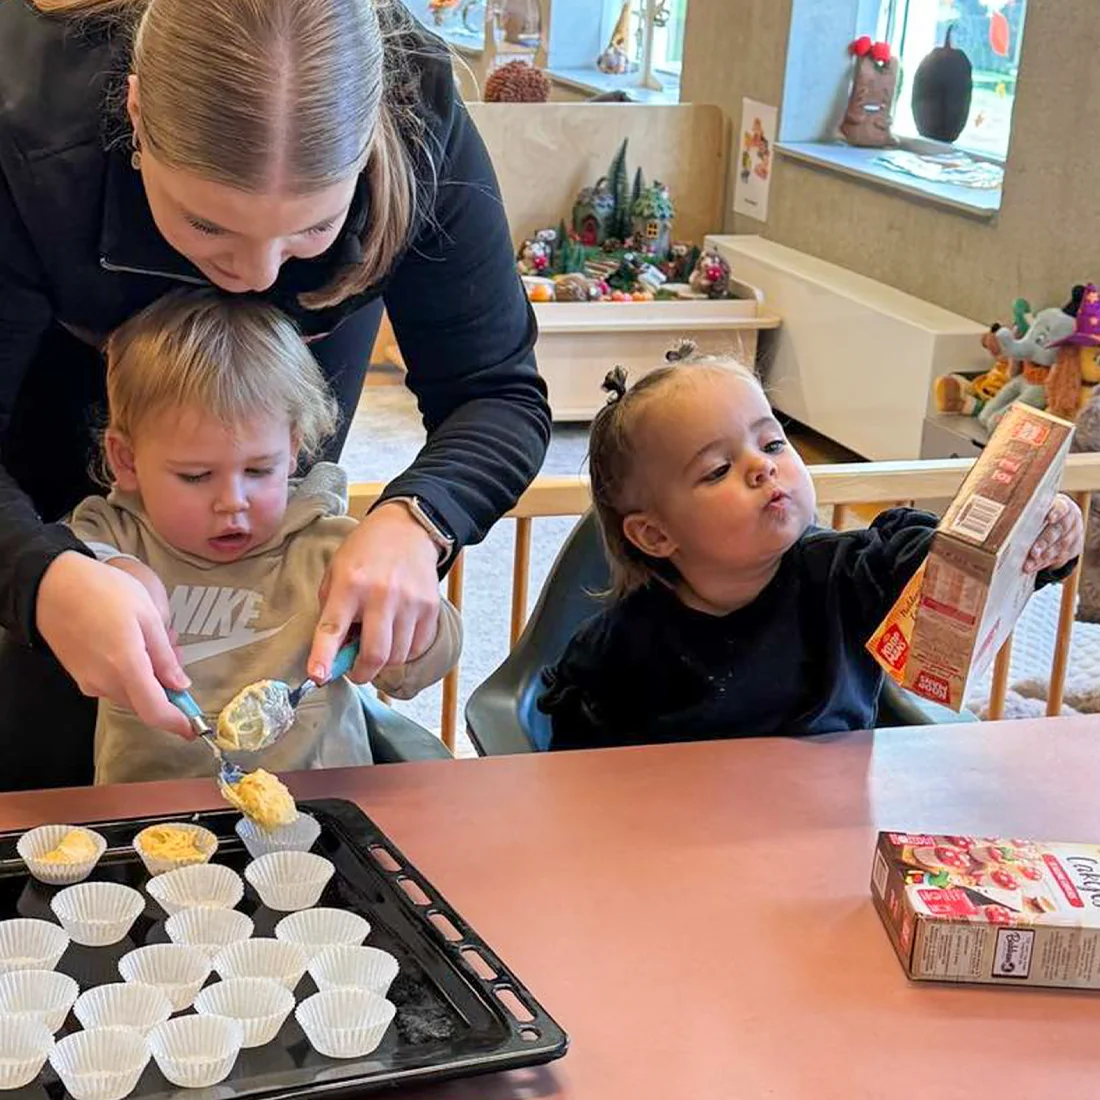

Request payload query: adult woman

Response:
[0,0,549,788]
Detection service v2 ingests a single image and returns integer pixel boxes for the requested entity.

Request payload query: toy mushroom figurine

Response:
[689,251,732,299]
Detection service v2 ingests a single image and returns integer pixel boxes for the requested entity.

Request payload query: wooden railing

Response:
[350,453,1100,749]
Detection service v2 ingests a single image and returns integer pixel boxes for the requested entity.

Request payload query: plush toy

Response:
[935,325,1019,418]
[978,304,1078,429]
[1045,284,1100,420]
[912,26,973,143]
[840,37,898,148]
[1071,384,1100,623]
[934,298,1030,418]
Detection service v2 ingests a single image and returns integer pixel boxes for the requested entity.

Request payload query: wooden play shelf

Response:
[533,292,781,419]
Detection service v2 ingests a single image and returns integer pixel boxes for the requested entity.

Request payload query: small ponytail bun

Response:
[601,365,628,402]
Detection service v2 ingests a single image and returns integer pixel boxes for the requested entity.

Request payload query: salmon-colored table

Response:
[4,717,1100,1099]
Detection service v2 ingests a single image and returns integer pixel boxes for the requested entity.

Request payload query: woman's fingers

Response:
[408,600,441,663]
[125,618,194,738]
[309,504,442,686]
[309,584,359,684]
[353,596,396,684]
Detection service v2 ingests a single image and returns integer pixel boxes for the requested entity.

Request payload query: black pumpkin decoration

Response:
[912,26,973,143]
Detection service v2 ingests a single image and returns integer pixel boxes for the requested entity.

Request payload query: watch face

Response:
[414,499,454,545]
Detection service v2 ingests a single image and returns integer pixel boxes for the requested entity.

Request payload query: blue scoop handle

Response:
[166,688,204,722]
[327,640,360,682]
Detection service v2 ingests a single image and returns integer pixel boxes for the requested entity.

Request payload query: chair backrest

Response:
[466,511,610,754]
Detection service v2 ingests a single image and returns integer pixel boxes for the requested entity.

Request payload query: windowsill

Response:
[776,141,1002,218]
[544,65,681,104]
[412,10,485,54]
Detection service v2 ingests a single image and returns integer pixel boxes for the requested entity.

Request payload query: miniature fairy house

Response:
[572,139,633,246]
[572,179,616,246]
[631,180,674,258]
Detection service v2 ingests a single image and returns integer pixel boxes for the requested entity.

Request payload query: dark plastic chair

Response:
[465,512,975,755]
[361,689,452,763]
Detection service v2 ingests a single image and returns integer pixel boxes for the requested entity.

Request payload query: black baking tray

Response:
[0,798,568,1097]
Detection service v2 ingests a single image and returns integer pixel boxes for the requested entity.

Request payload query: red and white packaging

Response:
[873,831,1100,989]
[867,404,1073,710]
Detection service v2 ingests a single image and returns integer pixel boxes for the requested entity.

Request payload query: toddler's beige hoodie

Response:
[68,463,461,784]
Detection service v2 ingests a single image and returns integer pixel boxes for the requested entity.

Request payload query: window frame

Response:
[874,0,1027,165]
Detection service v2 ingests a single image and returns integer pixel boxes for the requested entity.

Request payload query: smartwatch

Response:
[384,496,456,565]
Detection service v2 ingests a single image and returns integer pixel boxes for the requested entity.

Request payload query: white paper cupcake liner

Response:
[17,825,107,887]
[51,883,145,948]
[133,824,218,877]
[274,908,370,963]
[164,909,253,961]
[309,945,399,997]
[73,982,173,1036]
[118,944,211,1013]
[148,1014,243,1089]
[244,852,334,912]
[0,919,70,974]
[50,1027,150,1100]
[193,978,294,1048]
[295,989,395,1059]
[147,864,243,917]
[235,814,321,860]
[0,968,79,1033]
[0,1016,54,1090]
[211,939,306,993]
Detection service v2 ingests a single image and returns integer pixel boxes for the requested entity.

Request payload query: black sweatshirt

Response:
[540,510,1072,749]
[0,0,549,648]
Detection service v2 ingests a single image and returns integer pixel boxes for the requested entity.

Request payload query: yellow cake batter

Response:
[137,825,209,865]
[39,829,97,864]
[220,769,298,832]
[216,679,292,752]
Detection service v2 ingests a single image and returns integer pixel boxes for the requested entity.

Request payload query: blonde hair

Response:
[105,289,339,462]
[33,0,431,309]
[589,344,762,599]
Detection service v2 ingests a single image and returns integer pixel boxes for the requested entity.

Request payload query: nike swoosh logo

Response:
[178,624,290,667]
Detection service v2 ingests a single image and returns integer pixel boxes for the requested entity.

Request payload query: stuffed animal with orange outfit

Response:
[1045,284,1100,421]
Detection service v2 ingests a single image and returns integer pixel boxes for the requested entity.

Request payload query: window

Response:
[416,0,488,47]
[876,0,1027,161]
[776,0,1022,215]
[650,0,688,78]
[541,0,685,101]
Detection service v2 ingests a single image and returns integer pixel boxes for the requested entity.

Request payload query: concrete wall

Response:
[680,0,1098,323]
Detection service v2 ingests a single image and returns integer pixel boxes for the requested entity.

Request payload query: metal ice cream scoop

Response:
[216,640,361,752]
[165,688,246,785]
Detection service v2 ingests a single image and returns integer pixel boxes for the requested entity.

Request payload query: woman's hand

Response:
[1025,493,1084,574]
[107,557,173,629]
[35,551,193,737]
[308,503,441,685]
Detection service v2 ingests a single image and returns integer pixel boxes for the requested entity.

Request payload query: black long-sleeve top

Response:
[540,510,1073,749]
[0,0,549,646]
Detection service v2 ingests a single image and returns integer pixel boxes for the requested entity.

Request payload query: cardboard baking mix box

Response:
[866,404,1074,711]
[871,832,1100,989]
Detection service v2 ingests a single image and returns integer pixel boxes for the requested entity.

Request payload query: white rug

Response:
[963,583,1100,718]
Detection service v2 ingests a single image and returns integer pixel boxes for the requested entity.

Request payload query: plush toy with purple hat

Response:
[1047,283,1100,420]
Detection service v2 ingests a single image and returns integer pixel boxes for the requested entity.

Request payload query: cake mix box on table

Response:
[872,831,1100,988]
[866,404,1074,711]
